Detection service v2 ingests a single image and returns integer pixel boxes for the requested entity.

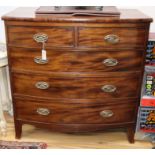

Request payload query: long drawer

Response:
[12,72,140,99]
[9,47,143,72]
[7,26,74,48]
[78,27,147,48]
[15,97,137,124]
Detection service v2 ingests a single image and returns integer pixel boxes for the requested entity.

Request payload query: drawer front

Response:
[79,27,147,48]
[7,26,74,47]
[9,47,143,72]
[15,97,137,124]
[12,72,140,99]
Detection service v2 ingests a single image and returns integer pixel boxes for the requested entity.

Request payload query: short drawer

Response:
[15,97,137,124]
[78,27,147,48]
[7,26,74,48]
[12,72,140,99]
[9,47,143,72]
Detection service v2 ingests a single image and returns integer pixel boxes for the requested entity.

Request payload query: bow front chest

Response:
[2,7,152,143]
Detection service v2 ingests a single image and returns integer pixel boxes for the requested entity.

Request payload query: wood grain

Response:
[1,7,153,23]
[12,72,140,99]
[78,27,147,48]
[7,26,74,48]
[14,97,137,124]
[9,47,144,72]
[4,21,150,28]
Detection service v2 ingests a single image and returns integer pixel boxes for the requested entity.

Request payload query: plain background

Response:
[0,6,155,42]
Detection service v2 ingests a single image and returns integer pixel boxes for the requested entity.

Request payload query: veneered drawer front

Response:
[7,26,74,47]
[78,27,147,48]
[15,97,137,124]
[9,47,143,72]
[12,72,140,99]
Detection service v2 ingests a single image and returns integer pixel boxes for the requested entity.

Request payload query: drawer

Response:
[12,72,140,99]
[15,97,137,124]
[9,47,143,72]
[7,26,74,48]
[78,27,147,48]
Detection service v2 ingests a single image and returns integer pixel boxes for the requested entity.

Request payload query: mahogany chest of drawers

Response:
[2,7,152,143]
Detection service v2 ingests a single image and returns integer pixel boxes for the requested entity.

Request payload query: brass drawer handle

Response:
[33,33,48,43]
[104,34,119,44]
[100,110,114,118]
[34,56,48,64]
[33,33,48,61]
[35,81,49,90]
[102,58,118,67]
[37,108,50,116]
[101,85,117,93]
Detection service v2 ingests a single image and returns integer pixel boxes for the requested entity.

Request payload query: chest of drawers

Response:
[2,7,152,143]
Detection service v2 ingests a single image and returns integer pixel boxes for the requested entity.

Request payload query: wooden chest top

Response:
[2,7,153,23]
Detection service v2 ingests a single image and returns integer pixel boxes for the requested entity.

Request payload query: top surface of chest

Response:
[2,7,153,23]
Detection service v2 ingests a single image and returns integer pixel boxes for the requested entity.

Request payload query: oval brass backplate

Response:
[102,58,118,67]
[36,108,50,116]
[104,34,119,44]
[100,110,114,118]
[101,85,117,93]
[34,56,49,64]
[33,33,48,43]
[35,81,50,90]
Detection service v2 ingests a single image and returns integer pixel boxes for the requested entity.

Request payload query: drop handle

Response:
[104,34,119,44]
[33,33,48,61]
[36,108,50,116]
[101,85,117,93]
[35,81,50,90]
[33,33,48,43]
[102,58,118,67]
[100,110,114,118]
[34,56,48,64]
